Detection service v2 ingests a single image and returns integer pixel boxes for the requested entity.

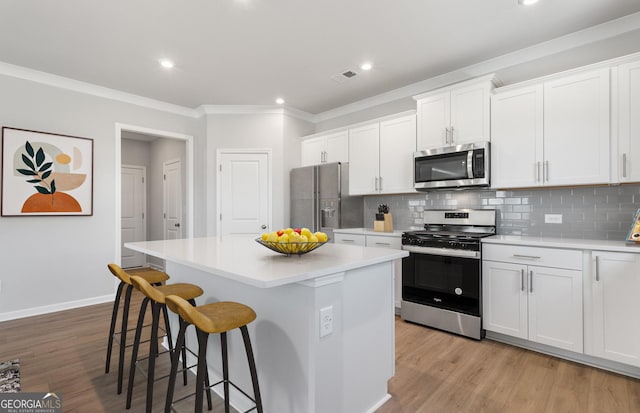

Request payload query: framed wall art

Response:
[1,127,93,216]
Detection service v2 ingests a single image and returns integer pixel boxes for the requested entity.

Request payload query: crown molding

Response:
[0,61,199,118]
[197,104,315,122]
[314,11,640,123]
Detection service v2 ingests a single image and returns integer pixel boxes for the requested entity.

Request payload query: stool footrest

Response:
[169,379,260,413]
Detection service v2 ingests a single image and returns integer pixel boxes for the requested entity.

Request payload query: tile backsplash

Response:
[363,185,640,240]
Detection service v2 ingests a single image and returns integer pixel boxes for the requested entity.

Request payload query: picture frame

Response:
[1,127,93,216]
[626,208,640,243]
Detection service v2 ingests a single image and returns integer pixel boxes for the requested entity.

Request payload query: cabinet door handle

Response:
[623,153,628,178]
[529,270,533,293]
[375,242,391,246]
[544,161,549,182]
[521,269,525,292]
[595,256,600,282]
[379,176,383,191]
[444,127,450,145]
[450,126,454,144]
[512,254,541,260]
[342,239,355,243]
[374,176,379,191]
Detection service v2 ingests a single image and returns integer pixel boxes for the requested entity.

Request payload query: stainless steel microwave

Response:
[414,141,490,190]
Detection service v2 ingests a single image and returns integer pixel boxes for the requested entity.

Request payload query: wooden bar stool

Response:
[164,294,264,413]
[127,275,205,413]
[106,263,170,394]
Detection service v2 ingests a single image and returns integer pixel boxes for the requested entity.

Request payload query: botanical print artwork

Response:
[1,127,93,216]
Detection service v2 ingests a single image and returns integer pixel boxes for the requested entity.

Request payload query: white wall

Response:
[0,74,203,319]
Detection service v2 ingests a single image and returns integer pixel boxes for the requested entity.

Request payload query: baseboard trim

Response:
[486,331,640,379]
[0,294,115,322]
[366,393,392,413]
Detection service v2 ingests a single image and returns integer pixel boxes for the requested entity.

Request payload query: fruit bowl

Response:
[256,238,328,256]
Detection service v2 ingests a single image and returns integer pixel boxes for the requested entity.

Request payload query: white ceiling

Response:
[2,0,640,115]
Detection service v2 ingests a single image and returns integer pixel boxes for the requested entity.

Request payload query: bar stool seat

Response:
[127,275,205,413]
[164,295,263,413]
[105,264,170,394]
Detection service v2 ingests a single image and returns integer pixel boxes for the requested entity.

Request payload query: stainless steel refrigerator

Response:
[290,162,363,241]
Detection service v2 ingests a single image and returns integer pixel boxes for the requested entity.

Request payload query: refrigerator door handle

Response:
[315,167,321,232]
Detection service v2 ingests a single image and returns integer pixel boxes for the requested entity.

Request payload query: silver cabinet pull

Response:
[544,161,549,182]
[261,224,267,229]
[521,269,525,292]
[342,239,355,243]
[379,176,383,191]
[623,153,628,178]
[512,254,541,260]
[595,256,600,282]
[444,127,450,145]
[529,270,533,293]
[535,162,540,183]
[450,126,454,144]
[374,176,379,191]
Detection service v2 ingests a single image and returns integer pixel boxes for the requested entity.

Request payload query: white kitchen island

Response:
[125,236,408,413]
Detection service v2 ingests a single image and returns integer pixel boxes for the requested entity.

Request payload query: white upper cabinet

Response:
[300,130,348,167]
[543,68,610,186]
[379,115,416,194]
[616,59,640,183]
[348,122,380,195]
[491,68,610,188]
[491,85,543,188]
[415,76,493,150]
[348,113,416,195]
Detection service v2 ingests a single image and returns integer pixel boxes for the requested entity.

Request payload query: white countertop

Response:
[333,228,405,237]
[125,235,408,288]
[483,235,640,253]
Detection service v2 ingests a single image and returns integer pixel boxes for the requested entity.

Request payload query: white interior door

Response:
[121,166,146,268]
[163,159,182,240]
[219,152,270,235]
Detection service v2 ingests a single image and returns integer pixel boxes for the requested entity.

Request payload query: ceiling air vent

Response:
[331,69,359,83]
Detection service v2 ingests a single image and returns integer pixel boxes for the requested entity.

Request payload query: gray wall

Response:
[363,185,640,240]
[0,73,203,318]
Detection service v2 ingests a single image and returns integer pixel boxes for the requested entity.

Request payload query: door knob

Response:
[174,223,180,227]
[261,225,267,229]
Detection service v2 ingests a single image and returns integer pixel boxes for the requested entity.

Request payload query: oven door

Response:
[402,251,481,316]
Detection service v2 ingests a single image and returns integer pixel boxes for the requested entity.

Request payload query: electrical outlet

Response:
[545,214,563,224]
[319,306,333,337]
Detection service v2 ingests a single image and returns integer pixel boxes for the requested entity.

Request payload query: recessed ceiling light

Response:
[360,62,373,71]
[518,0,539,5]
[159,59,175,69]
[275,98,285,105]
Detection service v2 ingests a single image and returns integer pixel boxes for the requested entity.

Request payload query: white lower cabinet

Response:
[483,244,583,352]
[333,233,366,246]
[586,251,640,367]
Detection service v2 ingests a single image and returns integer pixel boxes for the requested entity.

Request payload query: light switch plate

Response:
[545,214,563,224]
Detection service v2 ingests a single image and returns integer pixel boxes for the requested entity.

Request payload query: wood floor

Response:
[1,294,640,413]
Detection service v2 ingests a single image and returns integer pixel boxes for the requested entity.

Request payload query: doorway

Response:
[115,123,194,267]
[217,149,272,235]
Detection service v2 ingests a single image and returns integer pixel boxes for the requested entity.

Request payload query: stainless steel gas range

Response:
[401,209,496,340]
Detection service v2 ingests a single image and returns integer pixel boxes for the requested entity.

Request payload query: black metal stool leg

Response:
[106,281,124,374]
[205,368,213,411]
[126,296,149,409]
[118,284,133,394]
[241,326,264,413]
[145,301,162,413]
[221,332,230,413]
[195,330,210,413]
[165,319,188,413]
[162,303,174,354]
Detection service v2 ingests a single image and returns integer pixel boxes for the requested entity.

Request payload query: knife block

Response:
[374,213,393,232]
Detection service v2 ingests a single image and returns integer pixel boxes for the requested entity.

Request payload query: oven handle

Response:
[401,245,480,259]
